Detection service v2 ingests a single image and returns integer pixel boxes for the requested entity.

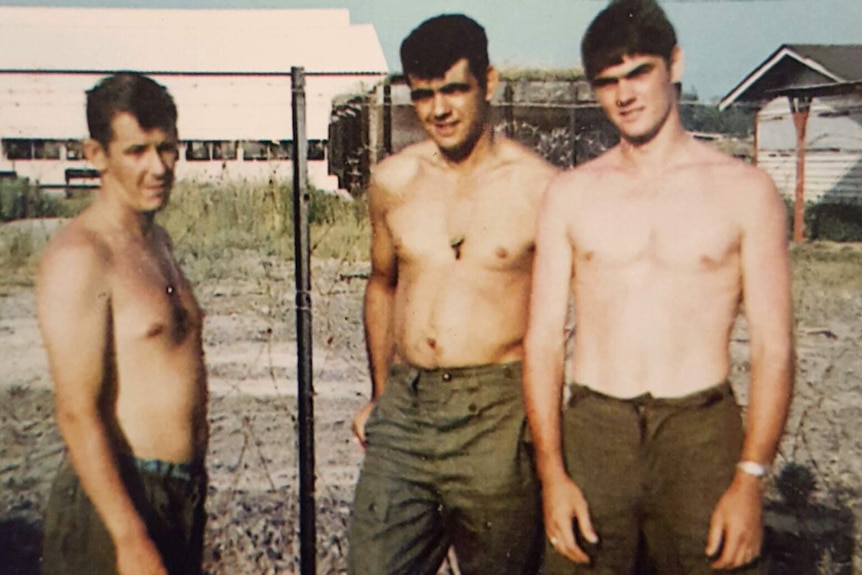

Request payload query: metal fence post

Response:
[291,65,316,575]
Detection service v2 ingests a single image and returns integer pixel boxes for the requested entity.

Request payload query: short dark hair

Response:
[581,0,677,82]
[400,14,490,87]
[86,73,178,149]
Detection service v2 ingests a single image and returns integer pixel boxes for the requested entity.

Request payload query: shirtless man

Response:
[523,1,793,573]
[347,14,558,575]
[37,73,207,575]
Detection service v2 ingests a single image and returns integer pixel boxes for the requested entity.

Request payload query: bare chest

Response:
[110,250,201,345]
[574,190,741,272]
[388,186,538,269]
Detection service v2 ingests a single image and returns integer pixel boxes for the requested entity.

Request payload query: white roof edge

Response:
[719,46,845,111]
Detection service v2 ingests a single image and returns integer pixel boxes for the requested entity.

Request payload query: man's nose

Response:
[432,91,451,118]
[147,147,170,175]
[616,81,635,107]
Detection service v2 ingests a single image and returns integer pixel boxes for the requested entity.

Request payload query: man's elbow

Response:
[54,401,103,437]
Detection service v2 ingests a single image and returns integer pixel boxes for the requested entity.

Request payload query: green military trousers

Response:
[348,362,541,575]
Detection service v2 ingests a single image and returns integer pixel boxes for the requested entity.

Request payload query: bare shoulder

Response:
[497,139,558,190]
[368,140,434,197]
[491,139,560,207]
[497,138,558,176]
[696,143,780,207]
[545,147,619,204]
[37,214,111,299]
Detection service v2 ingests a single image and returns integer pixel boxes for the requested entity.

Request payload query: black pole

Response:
[504,82,515,138]
[383,80,392,157]
[291,66,316,575]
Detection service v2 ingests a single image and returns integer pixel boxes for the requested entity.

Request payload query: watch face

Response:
[737,461,768,477]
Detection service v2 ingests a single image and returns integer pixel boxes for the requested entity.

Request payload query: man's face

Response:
[408,58,494,160]
[590,51,681,145]
[91,111,178,213]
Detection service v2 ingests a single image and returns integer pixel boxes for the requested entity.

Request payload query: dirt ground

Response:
[1,239,861,574]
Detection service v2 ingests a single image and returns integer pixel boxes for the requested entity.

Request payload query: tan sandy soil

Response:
[1,241,861,574]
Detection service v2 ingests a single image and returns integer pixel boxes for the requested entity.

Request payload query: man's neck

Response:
[92,191,157,240]
[436,127,497,174]
[618,111,690,176]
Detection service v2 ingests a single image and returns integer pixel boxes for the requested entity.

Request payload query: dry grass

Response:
[0,182,370,285]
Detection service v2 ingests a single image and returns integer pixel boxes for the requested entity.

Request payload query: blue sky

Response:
[2,0,860,101]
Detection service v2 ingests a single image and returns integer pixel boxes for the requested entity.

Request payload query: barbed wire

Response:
[0,123,860,574]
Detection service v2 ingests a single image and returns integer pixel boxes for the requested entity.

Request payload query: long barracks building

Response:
[0,7,389,192]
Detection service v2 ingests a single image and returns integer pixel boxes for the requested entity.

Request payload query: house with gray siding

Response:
[720,44,862,208]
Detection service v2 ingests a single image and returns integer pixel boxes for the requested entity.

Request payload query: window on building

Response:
[241,141,268,161]
[34,140,62,160]
[270,141,292,160]
[212,141,237,160]
[186,141,211,161]
[66,140,84,160]
[308,140,326,161]
[3,139,33,160]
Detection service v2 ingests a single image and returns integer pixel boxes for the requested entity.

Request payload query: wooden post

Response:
[752,106,759,167]
[291,66,316,575]
[790,96,811,243]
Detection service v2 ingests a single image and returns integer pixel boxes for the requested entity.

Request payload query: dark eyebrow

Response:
[624,63,654,79]
[439,82,471,94]
[591,62,656,88]
[410,82,473,102]
[410,88,434,101]
[124,143,148,155]
[590,76,617,89]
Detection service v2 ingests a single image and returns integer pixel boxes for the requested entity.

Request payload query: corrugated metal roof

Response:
[719,44,862,110]
[0,7,388,74]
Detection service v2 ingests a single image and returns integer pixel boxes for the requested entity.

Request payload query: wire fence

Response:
[0,114,861,575]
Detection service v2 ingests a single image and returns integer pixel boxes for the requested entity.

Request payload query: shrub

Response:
[785,198,862,242]
[0,179,66,222]
[807,203,862,242]
[158,181,369,266]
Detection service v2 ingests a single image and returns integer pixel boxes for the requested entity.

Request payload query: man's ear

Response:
[485,65,500,102]
[83,138,108,172]
[669,46,684,85]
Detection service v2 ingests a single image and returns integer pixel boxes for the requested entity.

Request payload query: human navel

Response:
[427,337,437,349]
[495,247,508,259]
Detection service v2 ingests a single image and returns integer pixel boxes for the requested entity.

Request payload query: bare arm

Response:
[524,177,597,563]
[353,176,398,444]
[524,180,571,485]
[37,238,166,575]
[738,175,794,468]
[707,172,793,570]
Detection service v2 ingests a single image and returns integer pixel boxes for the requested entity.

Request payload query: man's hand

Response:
[115,532,167,575]
[351,400,377,448]
[706,474,764,570]
[542,474,599,564]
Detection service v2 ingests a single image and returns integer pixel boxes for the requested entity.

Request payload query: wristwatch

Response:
[736,460,770,478]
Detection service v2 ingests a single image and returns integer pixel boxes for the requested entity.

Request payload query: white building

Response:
[0,7,389,191]
[719,44,862,206]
